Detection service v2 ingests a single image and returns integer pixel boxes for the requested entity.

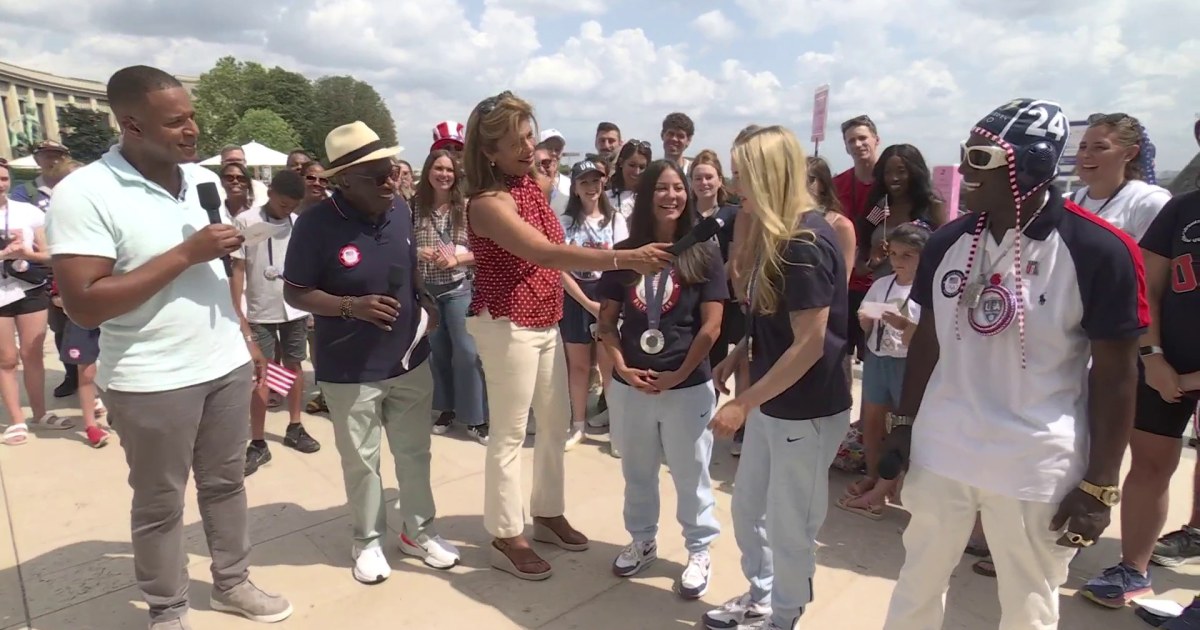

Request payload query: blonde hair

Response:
[730,125,818,315]
[463,91,537,197]
[688,149,729,207]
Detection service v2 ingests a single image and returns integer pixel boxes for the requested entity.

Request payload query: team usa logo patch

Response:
[338,245,362,268]
[968,285,1018,336]
[630,268,682,315]
[940,270,967,298]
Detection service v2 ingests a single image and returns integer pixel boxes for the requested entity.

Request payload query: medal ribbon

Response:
[644,265,672,332]
[264,213,294,269]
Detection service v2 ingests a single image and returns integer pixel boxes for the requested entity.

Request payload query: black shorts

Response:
[1135,370,1199,439]
[60,321,101,365]
[0,288,49,318]
[560,279,599,345]
[847,289,867,359]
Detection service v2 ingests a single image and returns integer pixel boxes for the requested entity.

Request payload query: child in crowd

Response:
[59,316,108,448]
[838,221,930,519]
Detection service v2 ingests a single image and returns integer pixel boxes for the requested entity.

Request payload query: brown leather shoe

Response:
[532,516,589,551]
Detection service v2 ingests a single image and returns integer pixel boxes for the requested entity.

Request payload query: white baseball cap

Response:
[539,128,566,149]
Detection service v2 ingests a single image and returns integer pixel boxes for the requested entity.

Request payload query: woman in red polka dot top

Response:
[463,90,672,581]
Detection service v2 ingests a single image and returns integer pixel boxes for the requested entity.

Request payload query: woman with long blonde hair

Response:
[462,90,671,580]
[704,126,853,630]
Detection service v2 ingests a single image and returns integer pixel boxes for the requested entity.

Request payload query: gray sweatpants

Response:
[105,363,254,623]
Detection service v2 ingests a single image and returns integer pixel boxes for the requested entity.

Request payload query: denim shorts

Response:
[862,352,906,408]
[251,318,309,364]
[560,279,599,345]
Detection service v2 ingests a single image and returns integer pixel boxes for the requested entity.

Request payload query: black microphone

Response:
[197,182,232,278]
[878,449,905,480]
[667,216,722,255]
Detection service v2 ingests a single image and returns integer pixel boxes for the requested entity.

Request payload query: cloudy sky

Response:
[2,0,1197,173]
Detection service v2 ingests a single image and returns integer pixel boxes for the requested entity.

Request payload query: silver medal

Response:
[263,266,280,280]
[640,329,665,354]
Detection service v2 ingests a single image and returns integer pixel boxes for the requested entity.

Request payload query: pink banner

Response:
[932,166,960,221]
[811,85,830,143]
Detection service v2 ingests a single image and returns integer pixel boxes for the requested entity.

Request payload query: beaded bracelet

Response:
[339,296,355,320]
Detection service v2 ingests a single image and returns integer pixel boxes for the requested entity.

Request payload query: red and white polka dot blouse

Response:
[469,174,565,328]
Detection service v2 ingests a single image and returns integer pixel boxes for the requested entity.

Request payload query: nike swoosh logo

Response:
[701,410,711,418]
[786,437,805,443]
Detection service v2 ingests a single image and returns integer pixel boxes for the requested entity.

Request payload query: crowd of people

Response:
[0,60,1193,630]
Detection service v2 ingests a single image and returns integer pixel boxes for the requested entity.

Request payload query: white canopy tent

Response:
[199,141,289,167]
[5,155,39,169]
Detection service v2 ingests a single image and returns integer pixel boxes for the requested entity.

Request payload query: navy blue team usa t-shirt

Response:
[748,210,852,420]
[1140,189,1200,376]
[598,242,729,389]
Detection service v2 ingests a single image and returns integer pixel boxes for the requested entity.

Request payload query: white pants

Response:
[467,312,570,539]
[884,466,1075,630]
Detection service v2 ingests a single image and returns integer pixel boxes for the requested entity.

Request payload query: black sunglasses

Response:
[305,175,329,187]
[478,91,514,115]
[345,165,399,187]
[1087,112,1130,125]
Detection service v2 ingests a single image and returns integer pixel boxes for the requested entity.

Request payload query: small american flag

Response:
[264,362,299,397]
[865,196,890,225]
[436,241,456,261]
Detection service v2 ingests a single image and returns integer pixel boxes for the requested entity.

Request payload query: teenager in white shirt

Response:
[607,140,651,221]
[1073,113,1170,241]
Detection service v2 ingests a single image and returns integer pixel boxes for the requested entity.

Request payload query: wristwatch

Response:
[1078,480,1121,507]
[1139,345,1164,357]
[886,413,915,433]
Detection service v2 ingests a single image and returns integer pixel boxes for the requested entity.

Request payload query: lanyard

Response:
[1074,181,1128,218]
[742,254,763,360]
[264,214,293,267]
[433,205,455,245]
[643,265,672,331]
[873,277,912,351]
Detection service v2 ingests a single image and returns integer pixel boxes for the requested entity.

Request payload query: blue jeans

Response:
[428,281,487,426]
[733,407,851,628]
[609,380,720,553]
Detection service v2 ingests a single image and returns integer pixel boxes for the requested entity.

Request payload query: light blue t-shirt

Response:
[45,146,250,392]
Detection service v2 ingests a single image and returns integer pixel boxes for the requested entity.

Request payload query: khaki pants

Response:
[467,312,569,539]
[884,466,1075,630]
[320,363,436,548]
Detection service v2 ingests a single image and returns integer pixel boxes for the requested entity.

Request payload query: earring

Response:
[489,160,496,168]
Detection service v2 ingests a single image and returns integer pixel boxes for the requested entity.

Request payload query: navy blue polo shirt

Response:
[283,192,429,384]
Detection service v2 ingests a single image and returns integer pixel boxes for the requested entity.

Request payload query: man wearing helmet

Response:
[880,99,1148,630]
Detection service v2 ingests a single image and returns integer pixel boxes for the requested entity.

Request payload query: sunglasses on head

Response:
[478,90,514,115]
[1087,112,1130,125]
[624,139,652,151]
[960,141,1009,170]
[305,175,329,187]
[345,165,399,187]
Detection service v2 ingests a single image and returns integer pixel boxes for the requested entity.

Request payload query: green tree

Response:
[57,105,117,163]
[228,109,302,153]
[308,76,397,160]
[192,56,250,155]
[262,67,316,154]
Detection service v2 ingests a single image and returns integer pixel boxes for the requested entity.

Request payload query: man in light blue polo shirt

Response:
[46,65,292,630]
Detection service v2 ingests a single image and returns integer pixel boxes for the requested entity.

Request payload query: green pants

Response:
[320,363,435,549]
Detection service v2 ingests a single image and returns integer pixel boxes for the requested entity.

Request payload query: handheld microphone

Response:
[878,449,905,480]
[197,182,232,278]
[667,216,722,255]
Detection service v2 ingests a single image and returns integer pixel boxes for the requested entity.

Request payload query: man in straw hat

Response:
[282,121,458,585]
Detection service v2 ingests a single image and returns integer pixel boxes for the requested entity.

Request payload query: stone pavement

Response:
[2,345,1199,629]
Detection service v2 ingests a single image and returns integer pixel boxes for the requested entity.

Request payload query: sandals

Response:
[532,517,590,551]
[28,413,75,430]
[2,423,28,446]
[972,557,996,577]
[835,495,885,521]
[845,477,876,499]
[306,394,328,414]
[490,539,553,581]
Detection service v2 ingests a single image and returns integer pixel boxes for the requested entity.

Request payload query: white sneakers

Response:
[612,540,658,577]
[352,546,391,585]
[565,421,586,451]
[679,551,711,599]
[703,592,772,629]
[399,533,461,569]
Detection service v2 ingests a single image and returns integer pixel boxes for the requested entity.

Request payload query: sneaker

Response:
[703,592,771,630]
[85,425,110,448]
[608,442,622,459]
[53,377,77,398]
[432,411,454,435]
[94,397,107,417]
[740,620,794,630]
[1152,526,1200,567]
[283,424,320,453]
[244,443,272,477]
[1164,597,1200,630]
[612,540,657,577]
[209,579,293,623]
[351,545,391,584]
[730,441,742,457]
[587,409,610,429]
[679,551,711,599]
[565,421,585,451]
[149,615,193,630]
[399,532,460,569]
[1081,563,1152,608]
[467,423,490,445]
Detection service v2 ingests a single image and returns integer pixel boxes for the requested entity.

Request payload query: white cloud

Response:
[485,0,607,15]
[692,10,740,41]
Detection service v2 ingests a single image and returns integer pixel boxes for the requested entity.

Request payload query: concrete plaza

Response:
[1,345,1198,629]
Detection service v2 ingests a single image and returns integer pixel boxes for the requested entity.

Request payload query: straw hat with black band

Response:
[323,121,400,177]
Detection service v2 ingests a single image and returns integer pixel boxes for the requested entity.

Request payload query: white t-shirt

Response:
[861,273,920,358]
[559,211,629,281]
[605,190,636,221]
[1073,179,1171,242]
[231,208,308,324]
[46,146,250,392]
[0,199,47,294]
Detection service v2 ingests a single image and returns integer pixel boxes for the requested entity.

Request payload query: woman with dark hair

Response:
[607,140,652,220]
[1072,113,1169,241]
[596,159,726,599]
[413,149,489,444]
[807,156,857,287]
[396,158,416,201]
[219,162,255,217]
[462,90,671,580]
[559,158,628,450]
[854,144,944,281]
